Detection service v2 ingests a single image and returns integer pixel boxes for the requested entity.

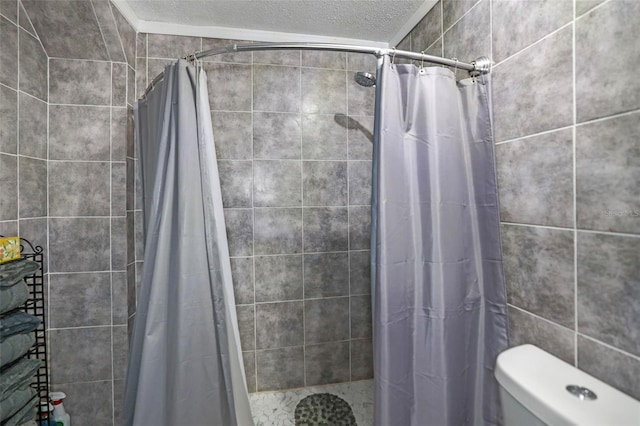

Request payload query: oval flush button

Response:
[566,385,598,401]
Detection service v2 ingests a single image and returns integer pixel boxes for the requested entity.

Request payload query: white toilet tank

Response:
[495,344,640,426]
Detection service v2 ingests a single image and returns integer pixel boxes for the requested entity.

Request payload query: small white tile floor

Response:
[249,379,374,426]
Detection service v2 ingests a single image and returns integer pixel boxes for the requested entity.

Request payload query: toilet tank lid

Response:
[495,344,640,426]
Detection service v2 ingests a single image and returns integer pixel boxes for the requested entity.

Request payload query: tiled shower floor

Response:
[250,379,374,426]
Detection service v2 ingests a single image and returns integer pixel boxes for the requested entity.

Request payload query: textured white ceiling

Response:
[122,0,428,43]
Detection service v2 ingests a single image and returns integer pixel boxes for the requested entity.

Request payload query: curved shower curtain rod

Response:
[142,41,492,97]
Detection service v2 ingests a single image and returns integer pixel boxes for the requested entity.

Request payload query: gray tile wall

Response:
[136,34,375,392]
[397,0,640,399]
[0,1,136,424]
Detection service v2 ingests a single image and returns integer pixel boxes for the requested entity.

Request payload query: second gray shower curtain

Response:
[372,59,509,426]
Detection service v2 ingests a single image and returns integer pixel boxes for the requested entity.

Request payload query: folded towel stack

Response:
[0,259,43,425]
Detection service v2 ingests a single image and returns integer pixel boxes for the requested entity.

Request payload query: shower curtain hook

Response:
[391,47,397,65]
[419,51,426,74]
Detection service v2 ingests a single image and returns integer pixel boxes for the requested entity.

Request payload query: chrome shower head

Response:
[354,72,376,87]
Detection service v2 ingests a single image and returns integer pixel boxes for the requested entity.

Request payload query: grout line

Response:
[494,124,574,145]
[574,0,614,21]
[508,304,575,335]
[500,221,640,239]
[250,55,258,393]
[299,58,306,388]
[572,10,579,367]
[442,0,482,34]
[576,333,640,363]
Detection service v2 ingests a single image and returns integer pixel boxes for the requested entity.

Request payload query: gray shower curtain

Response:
[123,60,253,426]
[372,59,508,426]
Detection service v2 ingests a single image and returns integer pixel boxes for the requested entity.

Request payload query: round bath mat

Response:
[294,393,357,426]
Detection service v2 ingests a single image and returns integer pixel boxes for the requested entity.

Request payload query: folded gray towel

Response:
[0,281,29,315]
[0,312,40,342]
[0,394,38,426]
[0,386,36,422]
[0,333,35,368]
[0,358,41,400]
[0,260,39,288]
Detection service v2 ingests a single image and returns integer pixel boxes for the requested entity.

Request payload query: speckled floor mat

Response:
[294,393,357,426]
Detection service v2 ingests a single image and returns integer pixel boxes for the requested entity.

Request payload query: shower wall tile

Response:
[496,129,574,227]
[212,111,253,160]
[507,306,574,364]
[49,59,111,105]
[577,336,640,400]
[304,252,349,298]
[0,0,17,23]
[127,64,135,106]
[18,217,47,271]
[256,346,304,391]
[49,218,110,272]
[346,53,376,75]
[0,85,17,154]
[112,271,128,325]
[253,112,301,159]
[18,92,47,158]
[254,208,302,255]
[206,63,252,111]
[302,51,346,70]
[347,78,375,116]
[301,114,348,160]
[492,0,572,63]
[18,27,47,101]
[218,160,253,208]
[254,255,303,302]
[303,207,349,252]
[49,326,112,384]
[18,156,46,218]
[443,0,490,78]
[146,33,200,59]
[53,380,113,426]
[111,217,127,270]
[301,68,346,115]
[347,116,374,160]
[303,161,347,206]
[112,107,128,161]
[501,224,575,328]
[411,1,442,51]
[305,297,350,344]
[224,208,254,256]
[348,161,372,206]
[350,295,372,339]
[254,160,301,207]
[253,50,300,66]
[91,0,126,64]
[49,272,111,328]
[576,0,640,122]
[577,232,640,356]
[442,0,477,31]
[112,62,127,106]
[134,211,144,260]
[231,257,254,305]
[0,16,18,88]
[201,37,252,64]
[126,159,134,211]
[243,351,257,393]
[305,341,350,386]
[576,0,606,17]
[0,154,18,220]
[112,325,128,380]
[576,113,640,234]
[49,105,111,160]
[111,6,135,66]
[492,26,573,142]
[256,301,304,349]
[253,65,300,113]
[349,250,371,295]
[236,305,256,351]
[49,161,110,217]
[349,205,371,250]
[22,0,108,60]
[351,338,373,380]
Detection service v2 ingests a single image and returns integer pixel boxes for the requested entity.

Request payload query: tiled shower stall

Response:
[0,0,639,424]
